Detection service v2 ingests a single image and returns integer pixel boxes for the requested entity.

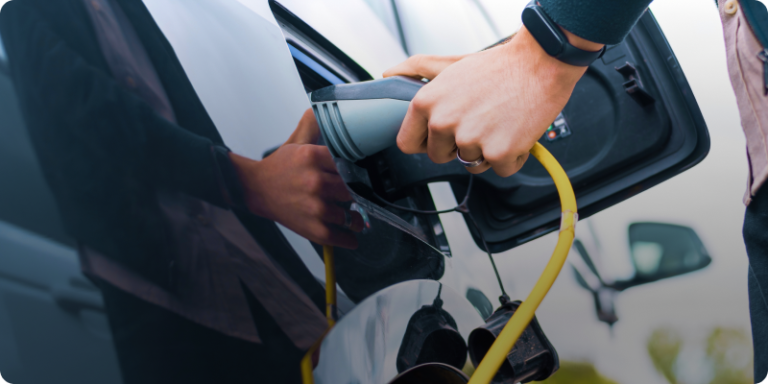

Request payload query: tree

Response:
[705,327,752,384]
[536,361,620,384]
[645,326,752,384]
[647,327,683,384]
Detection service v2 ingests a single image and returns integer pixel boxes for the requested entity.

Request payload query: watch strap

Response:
[522,1,605,67]
[554,39,606,67]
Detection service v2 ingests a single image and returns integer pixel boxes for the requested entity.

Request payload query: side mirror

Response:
[570,222,711,327]
[617,222,711,290]
[570,240,619,327]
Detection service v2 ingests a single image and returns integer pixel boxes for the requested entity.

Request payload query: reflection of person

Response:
[0,0,359,383]
[384,0,768,380]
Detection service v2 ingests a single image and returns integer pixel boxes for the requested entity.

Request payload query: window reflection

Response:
[395,0,499,55]
[0,1,328,383]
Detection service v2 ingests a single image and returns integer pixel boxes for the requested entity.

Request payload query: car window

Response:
[0,33,74,247]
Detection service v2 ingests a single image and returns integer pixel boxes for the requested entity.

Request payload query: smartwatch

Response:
[521,1,605,67]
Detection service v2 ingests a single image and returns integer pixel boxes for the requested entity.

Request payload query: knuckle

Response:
[306,199,326,218]
[482,147,507,164]
[410,93,430,112]
[305,174,323,194]
[296,145,315,163]
[454,132,477,149]
[427,118,450,134]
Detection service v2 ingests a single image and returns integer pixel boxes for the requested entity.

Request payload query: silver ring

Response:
[343,209,353,229]
[456,149,484,168]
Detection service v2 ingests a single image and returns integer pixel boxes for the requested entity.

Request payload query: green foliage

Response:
[647,328,683,384]
[705,327,752,384]
[535,361,619,384]
[646,326,752,384]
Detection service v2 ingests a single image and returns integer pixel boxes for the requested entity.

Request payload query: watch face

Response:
[522,4,566,57]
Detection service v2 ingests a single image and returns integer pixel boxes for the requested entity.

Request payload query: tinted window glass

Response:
[0,1,333,382]
[0,33,73,247]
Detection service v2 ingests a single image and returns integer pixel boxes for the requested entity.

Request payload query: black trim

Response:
[269,1,373,82]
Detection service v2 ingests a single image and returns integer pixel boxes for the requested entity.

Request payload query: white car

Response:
[0,1,713,383]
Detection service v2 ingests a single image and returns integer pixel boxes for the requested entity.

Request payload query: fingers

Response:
[426,127,457,164]
[396,101,429,154]
[306,204,361,249]
[295,144,339,174]
[304,203,362,249]
[483,145,530,178]
[315,172,352,202]
[462,158,492,175]
[307,221,359,249]
[383,54,468,81]
[286,108,321,145]
[454,129,490,173]
[321,228,359,250]
[321,204,364,233]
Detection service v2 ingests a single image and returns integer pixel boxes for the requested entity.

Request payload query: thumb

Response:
[285,108,321,145]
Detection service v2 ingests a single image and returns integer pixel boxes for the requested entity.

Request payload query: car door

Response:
[0,34,122,384]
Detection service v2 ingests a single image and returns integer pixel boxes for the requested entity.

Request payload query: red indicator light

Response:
[547,131,557,139]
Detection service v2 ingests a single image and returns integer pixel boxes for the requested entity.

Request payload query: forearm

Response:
[500,26,595,94]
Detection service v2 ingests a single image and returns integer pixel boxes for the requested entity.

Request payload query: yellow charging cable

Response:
[467,142,577,384]
[301,245,336,384]
[300,142,576,384]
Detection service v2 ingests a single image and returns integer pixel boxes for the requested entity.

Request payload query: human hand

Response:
[230,109,363,249]
[383,54,468,81]
[386,27,602,177]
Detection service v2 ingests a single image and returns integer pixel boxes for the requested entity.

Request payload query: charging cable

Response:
[300,245,336,384]
[468,142,577,384]
[300,142,576,384]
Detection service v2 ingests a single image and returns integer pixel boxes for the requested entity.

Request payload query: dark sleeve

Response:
[0,1,234,208]
[538,0,654,45]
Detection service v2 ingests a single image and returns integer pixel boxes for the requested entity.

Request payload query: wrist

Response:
[228,152,269,217]
[507,27,588,88]
[560,27,604,52]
